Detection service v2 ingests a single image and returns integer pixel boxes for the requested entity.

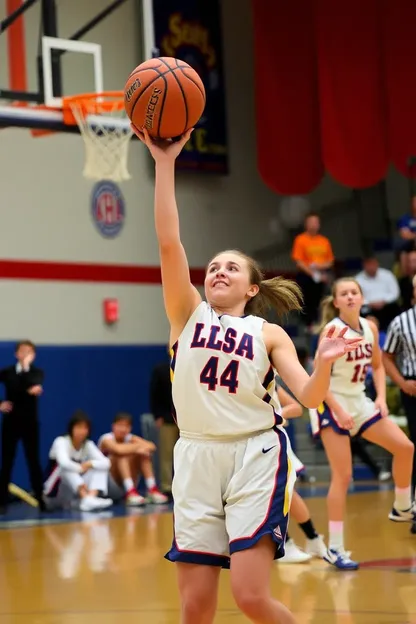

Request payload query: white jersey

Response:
[326,316,374,397]
[171,301,282,440]
[98,432,133,455]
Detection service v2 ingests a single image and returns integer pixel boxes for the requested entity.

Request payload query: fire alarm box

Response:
[103,298,119,324]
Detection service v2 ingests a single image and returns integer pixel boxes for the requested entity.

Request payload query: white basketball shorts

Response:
[309,392,382,438]
[165,427,296,568]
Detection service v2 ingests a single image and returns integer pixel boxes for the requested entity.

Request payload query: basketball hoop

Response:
[62,91,133,182]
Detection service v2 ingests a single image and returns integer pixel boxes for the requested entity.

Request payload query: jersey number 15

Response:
[200,356,239,394]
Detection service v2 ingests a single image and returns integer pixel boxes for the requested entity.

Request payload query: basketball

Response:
[124,57,206,139]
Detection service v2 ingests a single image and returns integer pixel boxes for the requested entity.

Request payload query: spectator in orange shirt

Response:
[292,213,334,329]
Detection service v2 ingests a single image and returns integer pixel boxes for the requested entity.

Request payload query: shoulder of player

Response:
[262,322,290,350]
[363,317,379,337]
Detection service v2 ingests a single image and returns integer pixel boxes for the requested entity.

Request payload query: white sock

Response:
[145,477,156,491]
[123,478,134,493]
[328,521,344,552]
[394,486,412,511]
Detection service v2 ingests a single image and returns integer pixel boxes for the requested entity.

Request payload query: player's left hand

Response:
[375,398,389,418]
[317,326,362,364]
[28,385,43,396]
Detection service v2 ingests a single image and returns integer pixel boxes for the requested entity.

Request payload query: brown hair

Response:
[319,277,363,330]
[15,340,36,353]
[208,250,303,318]
[113,412,133,425]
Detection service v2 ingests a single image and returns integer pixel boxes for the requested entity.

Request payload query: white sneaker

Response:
[305,535,327,559]
[379,471,391,482]
[279,539,312,564]
[79,496,112,512]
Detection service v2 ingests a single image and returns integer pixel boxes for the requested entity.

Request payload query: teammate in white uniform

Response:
[133,126,361,624]
[98,412,168,506]
[43,411,113,512]
[310,278,415,570]
[276,385,327,564]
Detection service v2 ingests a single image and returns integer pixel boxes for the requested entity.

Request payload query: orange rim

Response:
[62,91,125,125]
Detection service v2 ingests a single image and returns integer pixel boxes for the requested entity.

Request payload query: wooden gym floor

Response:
[1,485,415,624]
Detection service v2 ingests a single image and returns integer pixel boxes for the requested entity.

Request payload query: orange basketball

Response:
[124,57,206,139]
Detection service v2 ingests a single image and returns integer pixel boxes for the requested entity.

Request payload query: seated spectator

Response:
[291,212,334,331]
[355,257,401,330]
[43,410,112,512]
[399,249,416,310]
[98,412,168,506]
[397,196,416,273]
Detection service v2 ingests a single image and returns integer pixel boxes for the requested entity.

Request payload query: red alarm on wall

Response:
[103,298,119,324]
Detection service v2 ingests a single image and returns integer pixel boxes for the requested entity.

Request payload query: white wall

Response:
[0,0,356,343]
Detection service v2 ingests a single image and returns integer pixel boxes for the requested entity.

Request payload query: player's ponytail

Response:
[247,276,303,317]
[319,295,337,330]
[214,250,303,318]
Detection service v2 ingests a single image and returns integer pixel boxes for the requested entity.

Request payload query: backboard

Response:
[0,0,155,134]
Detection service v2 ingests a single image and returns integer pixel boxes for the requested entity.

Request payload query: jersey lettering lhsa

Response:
[171,302,283,440]
[326,317,374,397]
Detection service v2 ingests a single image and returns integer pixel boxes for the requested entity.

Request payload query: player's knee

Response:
[233,587,268,619]
[332,469,352,489]
[398,437,414,459]
[181,590,216,621]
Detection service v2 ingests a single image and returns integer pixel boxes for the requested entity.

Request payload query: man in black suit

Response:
[0,340,45,513]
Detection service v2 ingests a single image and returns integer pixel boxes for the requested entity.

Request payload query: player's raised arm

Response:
[132,126,201,337]
[267,324,362,408]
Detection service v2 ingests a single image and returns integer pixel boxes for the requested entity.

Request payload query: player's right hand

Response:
[131,125,193,162]
[401,379,416,396]
[336,410,354,430]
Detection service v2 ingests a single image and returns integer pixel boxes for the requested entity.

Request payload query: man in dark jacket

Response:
[0,340,45,513]
[150,356,177,496]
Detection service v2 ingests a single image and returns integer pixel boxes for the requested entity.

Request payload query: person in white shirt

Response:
[98,412,168,506]
[43,411,113,512]
[355,256,401,330]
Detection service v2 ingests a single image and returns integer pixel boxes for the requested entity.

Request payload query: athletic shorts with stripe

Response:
[309,393,382,439]
[165,426,296,569]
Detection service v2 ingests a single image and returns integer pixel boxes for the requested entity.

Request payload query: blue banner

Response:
[152,0,228,174]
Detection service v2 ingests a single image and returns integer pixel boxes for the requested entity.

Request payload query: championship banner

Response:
[152,0,228,174]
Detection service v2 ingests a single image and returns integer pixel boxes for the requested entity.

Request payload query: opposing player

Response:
[134,125,362,624]
[98,412,168,505]
[310,278,415,570]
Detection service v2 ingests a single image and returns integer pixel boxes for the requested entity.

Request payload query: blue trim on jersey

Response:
[228,427,289,561]
[356,412,383,437]
[313,402,349,438]
[165,540,230,568]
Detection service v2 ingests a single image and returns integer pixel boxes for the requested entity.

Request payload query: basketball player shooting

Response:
[133,124,361,624]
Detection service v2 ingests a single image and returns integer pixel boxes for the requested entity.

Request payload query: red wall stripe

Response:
[0,260,293,285]
[0,260,206,285]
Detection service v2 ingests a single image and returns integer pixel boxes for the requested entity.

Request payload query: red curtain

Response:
[315,0,388,188]
[251,0,416,193]
[382,0,416,176]
[252,0,324,195]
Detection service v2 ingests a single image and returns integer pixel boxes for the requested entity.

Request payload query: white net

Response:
[69,95,133,182]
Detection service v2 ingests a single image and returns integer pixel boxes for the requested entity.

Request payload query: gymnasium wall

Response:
[0,0,357,489]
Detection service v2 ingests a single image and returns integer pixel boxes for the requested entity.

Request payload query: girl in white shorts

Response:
[310,277,415,571]
[133,125,360,624]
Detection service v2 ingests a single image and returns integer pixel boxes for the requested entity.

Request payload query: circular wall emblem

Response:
[91,180,125,238]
